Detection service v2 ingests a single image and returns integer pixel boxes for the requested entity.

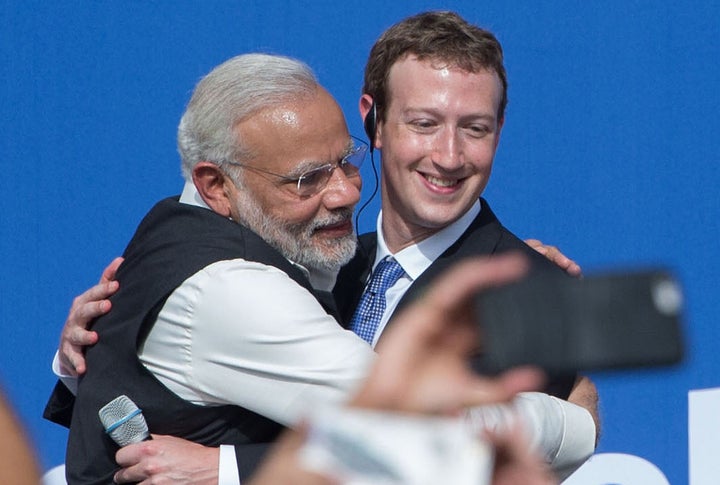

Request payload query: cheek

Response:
[275,200,321,226]
[466,142,497,171]
[383,134,426,170]
[247,188,299,224]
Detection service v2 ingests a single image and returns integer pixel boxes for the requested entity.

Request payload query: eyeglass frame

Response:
[223,135,368,198]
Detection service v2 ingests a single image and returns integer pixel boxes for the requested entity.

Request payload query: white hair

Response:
[177,53,318,180]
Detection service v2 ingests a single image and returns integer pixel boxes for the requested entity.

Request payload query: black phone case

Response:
[475,269,684,373]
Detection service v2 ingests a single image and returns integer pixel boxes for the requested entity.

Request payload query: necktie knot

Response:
[366,257,405,295]
[350,256,405,345]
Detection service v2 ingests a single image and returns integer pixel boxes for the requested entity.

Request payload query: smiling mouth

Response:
[322,220,350,230]
[314,218,353,237]
[424,174,460,188]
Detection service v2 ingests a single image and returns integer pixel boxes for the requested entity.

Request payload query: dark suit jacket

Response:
[334,198,576,399]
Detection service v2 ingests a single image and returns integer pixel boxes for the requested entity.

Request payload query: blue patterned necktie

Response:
[350,256,405,345]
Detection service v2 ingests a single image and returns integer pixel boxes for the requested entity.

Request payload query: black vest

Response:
[59,197,336,484]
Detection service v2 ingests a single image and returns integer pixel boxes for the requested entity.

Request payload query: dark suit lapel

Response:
[390,198,504,323]
[333,233,377,328]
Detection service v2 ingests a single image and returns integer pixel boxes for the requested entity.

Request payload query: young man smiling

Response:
[334,11,598,480]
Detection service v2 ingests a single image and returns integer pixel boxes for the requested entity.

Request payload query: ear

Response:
[192,162,235,217]
[359,94,382,150]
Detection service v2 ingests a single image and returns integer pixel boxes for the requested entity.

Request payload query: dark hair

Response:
[363,11,507,122]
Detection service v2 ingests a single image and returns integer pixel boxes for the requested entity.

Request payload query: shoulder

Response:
[188,259,310,303]
[475,200,563,274]
[167,258,334,341]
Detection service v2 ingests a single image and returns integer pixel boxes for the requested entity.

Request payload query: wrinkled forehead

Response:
[235,90,351,172]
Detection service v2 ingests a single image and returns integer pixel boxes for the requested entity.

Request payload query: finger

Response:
[114,442,150,483]
[524,239,547,254]
[66,284,117,336]
[100,257,124,284]
[536,244,582,276]
[73,298,114,323]
[57,355,80,377]
[565,261,582,278]
[537,245,571,269]
[113,465,149,484]
[67,329,98,348]
[62,303,104,346]
[543,245,560,259]
[59,343,94,376]
[113,466,146,484]
[114,438,146,467]
[59,285,114,376]
[59,317,100,375]
[72,281,119,310]
[548,251,581,276]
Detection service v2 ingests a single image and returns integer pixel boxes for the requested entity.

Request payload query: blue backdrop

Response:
[2,2,718,483]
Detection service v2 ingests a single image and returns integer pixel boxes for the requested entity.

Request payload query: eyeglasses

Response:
[226,136,368,198]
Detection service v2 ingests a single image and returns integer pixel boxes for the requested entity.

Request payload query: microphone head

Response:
[98,395,149,446]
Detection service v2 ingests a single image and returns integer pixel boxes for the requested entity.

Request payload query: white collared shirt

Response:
[366,201,481,347]
[138,183,373,421]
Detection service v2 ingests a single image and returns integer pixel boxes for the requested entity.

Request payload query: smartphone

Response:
[475,268,684,373]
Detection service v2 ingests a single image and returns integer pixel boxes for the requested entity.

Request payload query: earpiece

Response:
[363,100,377,153]
[354,97,380,240]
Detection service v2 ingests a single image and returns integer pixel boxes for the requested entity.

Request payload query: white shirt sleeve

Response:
[51,351,78,395]
[140,259,376,426]
[513,392,596,479]
[465,391,596,478]
[218,445,241,485]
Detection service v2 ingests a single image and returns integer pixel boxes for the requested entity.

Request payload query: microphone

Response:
[98,395,150,446]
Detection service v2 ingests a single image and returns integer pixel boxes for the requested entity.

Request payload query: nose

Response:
[321,167,361,210]
[430,128,463,171]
